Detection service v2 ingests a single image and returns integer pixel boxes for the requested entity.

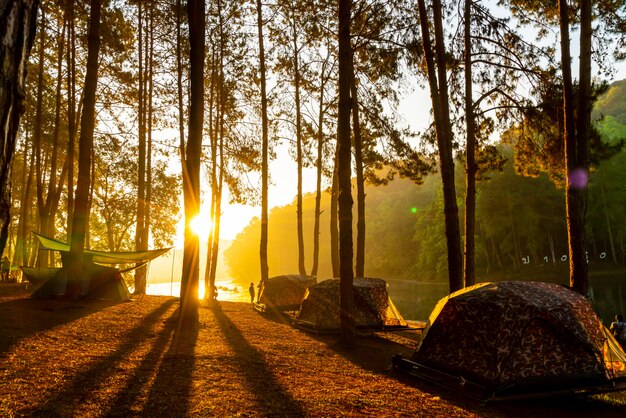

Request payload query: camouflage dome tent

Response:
[294,277,407,333]
[254,275,316,313]
[27,233,170,301]
[393,281,626,401]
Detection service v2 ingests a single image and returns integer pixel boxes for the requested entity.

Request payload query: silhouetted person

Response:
[249,282,255,304]
[1,256,9,282]
[610,314,626,350]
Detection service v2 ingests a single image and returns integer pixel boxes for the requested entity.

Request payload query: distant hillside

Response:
[592,79,626,124]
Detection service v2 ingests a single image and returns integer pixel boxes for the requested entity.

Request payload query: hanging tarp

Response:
[21,266,61,285]
[33,232,171,265]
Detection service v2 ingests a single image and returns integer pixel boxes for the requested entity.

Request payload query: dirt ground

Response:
[1,283,626,417]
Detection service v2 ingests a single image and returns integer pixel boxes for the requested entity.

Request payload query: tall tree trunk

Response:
[66,0,76,237]
[349,53,365,278]
[176,0,185,159]
[330,151,339,277]
[292,16,306,277]
[337,0,355,348]
[16,123,34,267]
[204,47,217,300]
[257,0,270,287]
[2,0,38,261]
[134,1,147,294]
[180,0,204,327]
[67,0,101,299]
[572,0,591,293]
[209,135,223,298]
[47,155,69,246]
[41,17,66,256]
[85,146,96,248]
[33,7,46,266]
[417,0,463,293]
[143,4,154,292]
[311,57,328,279]
[559,0,589,294]
[463,0,476,287]
[208,10,225,301]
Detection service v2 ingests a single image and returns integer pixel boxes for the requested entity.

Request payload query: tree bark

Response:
[571,0,591,293]
[134,1,147,294]
[1,0,38,262]
[417,0,463,293]
[67,0,101,299]
[559,0,589,294]
[257,0,270,287]
[292,15,306,277]
[349,53,365,278]
[330,151,339,277]
[208,8,226,300]
[209,135,223,299]
[463,0,476,287]
[179,0,204,327]
[176,0,185,160]
[140,3,154,294]
[204,46,217,300]
[311,56,328,279]
[33,6,46,266]
[338,0,355,348]
[66,0,76,237]
[16,123,34,267]
[38,16,67,263]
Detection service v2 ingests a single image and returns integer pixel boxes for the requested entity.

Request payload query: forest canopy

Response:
[225,80,626,284]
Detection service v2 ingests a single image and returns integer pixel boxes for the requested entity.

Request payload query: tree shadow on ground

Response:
[27,299,177,416]
[253,308,294,326]
[385,355,626,417]
[142,316,199,417]
[212,304,305,416]
[306,331,414,374]
[0,295,120,357]
[103,308,181,417]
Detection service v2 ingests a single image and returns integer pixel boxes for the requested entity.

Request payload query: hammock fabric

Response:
[34,232,171,265]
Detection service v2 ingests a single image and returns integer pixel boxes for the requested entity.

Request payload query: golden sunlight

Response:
[189,214,213,237]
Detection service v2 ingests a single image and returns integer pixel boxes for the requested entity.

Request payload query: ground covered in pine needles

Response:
[1,283,626,417]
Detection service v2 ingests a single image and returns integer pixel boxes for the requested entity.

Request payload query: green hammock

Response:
[33,232,171,265]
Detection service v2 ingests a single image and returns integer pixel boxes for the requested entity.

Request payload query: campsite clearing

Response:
[1,283,626,417]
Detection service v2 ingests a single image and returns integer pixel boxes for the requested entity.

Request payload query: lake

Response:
[142,271,626,327]
[388,272,626,326]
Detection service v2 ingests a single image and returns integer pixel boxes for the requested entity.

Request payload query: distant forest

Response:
[225,80,626,284]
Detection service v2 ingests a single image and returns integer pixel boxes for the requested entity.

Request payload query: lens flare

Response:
[568,168,588,190]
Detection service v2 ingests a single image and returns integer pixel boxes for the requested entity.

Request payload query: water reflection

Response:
[589,274,626,324]
[387,273,626,325]
[144,279,249,303]
[387,279,448,321]
[141,273,626,326]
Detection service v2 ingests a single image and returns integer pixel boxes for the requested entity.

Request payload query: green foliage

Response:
[595,115,626,143]
[593,80,626,124]
[226,140,626,284]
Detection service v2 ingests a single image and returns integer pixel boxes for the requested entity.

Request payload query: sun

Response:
[189,214,213,237]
